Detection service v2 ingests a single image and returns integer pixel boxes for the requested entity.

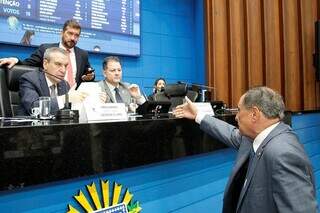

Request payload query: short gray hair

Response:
[242,86,285,119]
[43,47,67,61]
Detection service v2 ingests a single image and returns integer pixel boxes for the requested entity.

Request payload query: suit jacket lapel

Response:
[57,80,69,96]
[102,81,116,103]
[118,83,130,103]
[236,122,290,211]
[74,47,81,82]
[39,71,50,96]
[224,148,251,199]
[236,150,260,211]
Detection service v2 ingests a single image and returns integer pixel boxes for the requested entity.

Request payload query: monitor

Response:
[137,101,171,115]
[0,0,140,56]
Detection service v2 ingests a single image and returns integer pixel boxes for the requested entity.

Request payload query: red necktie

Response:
[66,49,75,87]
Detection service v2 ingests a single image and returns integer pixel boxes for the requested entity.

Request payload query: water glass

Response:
[129,97,138,114]
[39,96,51,119]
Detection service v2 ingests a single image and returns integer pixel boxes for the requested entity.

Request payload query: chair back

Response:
[164,83,188,97]
[186,90,198,102]
[164,83,198,108]
[0,65,39,117]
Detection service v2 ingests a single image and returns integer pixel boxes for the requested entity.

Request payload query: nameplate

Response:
[84,103,128,121]
[194,102,215,116]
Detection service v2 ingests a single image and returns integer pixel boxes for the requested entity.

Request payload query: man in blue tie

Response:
[173,86,317,213]
[98,56,146,108]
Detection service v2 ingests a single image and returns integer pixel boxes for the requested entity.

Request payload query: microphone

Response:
[214,107,238,116]
[40,69,71,108]
[158,87,165,93]
[140,89,148,102]
[177,81,216,90]
[40,69,79,120]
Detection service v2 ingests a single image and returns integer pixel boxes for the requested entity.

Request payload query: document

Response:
[77,82,103,105]
[75,82,128,121]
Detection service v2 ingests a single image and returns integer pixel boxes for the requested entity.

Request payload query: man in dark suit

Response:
[173,86,317,213]
[0,19,94,87]
[19,47,88,115]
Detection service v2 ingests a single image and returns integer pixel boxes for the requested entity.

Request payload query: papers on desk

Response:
[0,117,36,122]
[75,82,128,121]
[77,82,102,105]
[0,117,42,127]
[193,102,215,116]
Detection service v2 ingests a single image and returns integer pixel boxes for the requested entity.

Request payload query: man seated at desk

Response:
[19,47,88,115]
[98,56,146,107]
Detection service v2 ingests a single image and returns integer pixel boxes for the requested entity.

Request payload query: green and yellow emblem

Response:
[67,179,142,213]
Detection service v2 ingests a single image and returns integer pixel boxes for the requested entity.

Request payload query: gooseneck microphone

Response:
[140,88,149,102]
[177,81,216,91]
[40,69,70,108]
[40,69,78,120]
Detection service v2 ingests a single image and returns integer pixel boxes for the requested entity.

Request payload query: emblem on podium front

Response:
[67,179,141,213]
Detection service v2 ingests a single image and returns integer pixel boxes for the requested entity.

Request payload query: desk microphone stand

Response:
[55,93,79,120]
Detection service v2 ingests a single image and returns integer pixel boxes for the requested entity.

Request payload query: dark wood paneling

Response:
[300,0,319,109]
[229,0,247,106]
[245,0,264,87]
[212,1,230,103]
[263,0,283,93]
[205,0,320,110]
[282,0,302,110]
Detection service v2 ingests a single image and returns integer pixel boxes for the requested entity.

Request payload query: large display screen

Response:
[0,0,140,56]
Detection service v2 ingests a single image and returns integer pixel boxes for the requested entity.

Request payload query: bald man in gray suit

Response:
[174,86,317,213]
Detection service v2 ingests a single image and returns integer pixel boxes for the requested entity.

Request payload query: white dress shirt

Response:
[252,122,280,152]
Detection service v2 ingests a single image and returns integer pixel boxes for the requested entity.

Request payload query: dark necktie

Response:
[246,146,255,178]
[50,85,57,97]
[114,87,123,103]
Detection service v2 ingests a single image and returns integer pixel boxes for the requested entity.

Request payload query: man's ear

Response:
[43,59,48,70]
[251,106,260,122]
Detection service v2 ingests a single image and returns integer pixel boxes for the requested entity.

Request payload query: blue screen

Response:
[0,0,140,56]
